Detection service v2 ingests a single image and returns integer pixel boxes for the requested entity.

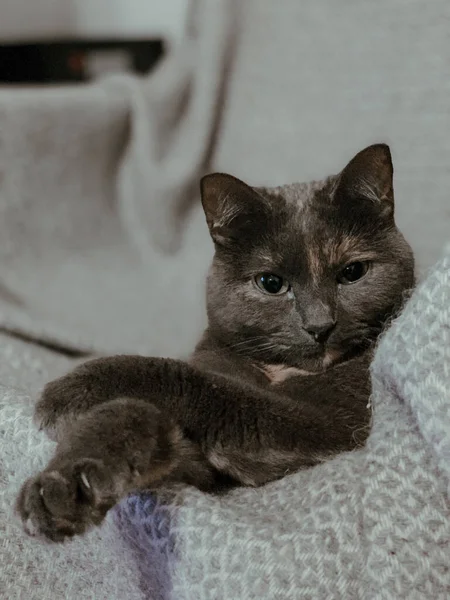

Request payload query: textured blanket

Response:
[2,245,449,599]
[0,340,145,600]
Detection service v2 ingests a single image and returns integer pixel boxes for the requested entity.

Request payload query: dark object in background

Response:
[0,39,164,83]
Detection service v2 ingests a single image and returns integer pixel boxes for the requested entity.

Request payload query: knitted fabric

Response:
[1,252,449,599]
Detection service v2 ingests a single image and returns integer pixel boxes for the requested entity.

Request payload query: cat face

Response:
[201,144,415,371]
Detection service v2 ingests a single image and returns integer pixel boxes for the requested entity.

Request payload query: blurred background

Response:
[0,0,188,82]
[0,0,448,359]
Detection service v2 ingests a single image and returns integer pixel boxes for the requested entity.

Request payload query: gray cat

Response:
[16,144,414,542]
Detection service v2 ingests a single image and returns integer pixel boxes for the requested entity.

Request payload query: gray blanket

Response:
[2,245,449,599]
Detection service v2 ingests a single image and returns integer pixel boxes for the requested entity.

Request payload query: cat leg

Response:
[35,355,175,441]
[34,354,370,483]
[16,397,212,542]
[207,445,321,487]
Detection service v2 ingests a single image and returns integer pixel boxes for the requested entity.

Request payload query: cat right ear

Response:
[200,173,270,246]
[334,144,395,217]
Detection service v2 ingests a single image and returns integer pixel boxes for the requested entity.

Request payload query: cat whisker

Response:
[247,345,278,355]
[230,339,289,357]
[246,343,293,357]
[239,343,274,354]
[226,336,269,350]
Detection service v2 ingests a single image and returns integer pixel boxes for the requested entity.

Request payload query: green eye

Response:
[337,261,370,285]
[255,273,289,295]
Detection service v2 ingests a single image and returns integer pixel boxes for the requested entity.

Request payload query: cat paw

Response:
[35,369,105,440]
[16,458,114,542]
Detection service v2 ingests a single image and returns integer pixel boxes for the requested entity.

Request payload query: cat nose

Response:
[303,320,336,343]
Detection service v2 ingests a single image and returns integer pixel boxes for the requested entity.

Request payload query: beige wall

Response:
[215,0,450,272]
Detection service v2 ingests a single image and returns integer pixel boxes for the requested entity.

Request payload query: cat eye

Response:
[254,273,289,295]
[337,261,370,285]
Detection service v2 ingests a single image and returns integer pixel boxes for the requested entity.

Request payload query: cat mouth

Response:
[294,349,344,373]
[239,336,353,368]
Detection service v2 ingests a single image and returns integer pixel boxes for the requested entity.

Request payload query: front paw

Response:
[35,366,108,440]
[16,458,114,542]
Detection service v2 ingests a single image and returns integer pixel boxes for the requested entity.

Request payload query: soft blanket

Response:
[2,245,449,599]
[0,338,145,600]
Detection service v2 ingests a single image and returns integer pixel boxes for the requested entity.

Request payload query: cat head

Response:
[200,144,415,371]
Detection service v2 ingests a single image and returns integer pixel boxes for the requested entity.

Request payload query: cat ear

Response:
[335,144,394,215]
[200,173,270,245]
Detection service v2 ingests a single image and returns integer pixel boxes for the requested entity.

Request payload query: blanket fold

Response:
[3,241,448,599]
[0,0,237,357]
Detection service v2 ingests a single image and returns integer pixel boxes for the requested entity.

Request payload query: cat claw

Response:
[24,517,39,537]
[15,461,111,542]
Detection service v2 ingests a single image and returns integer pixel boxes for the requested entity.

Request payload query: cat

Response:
[16,143,415,542]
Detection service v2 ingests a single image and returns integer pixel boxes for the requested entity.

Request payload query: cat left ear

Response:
[200,173,270,246]
[335,144,394,216]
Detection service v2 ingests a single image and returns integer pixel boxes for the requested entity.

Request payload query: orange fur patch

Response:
[262,364,314,384]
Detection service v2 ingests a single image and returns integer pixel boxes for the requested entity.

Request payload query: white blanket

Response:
[2,246,449,599]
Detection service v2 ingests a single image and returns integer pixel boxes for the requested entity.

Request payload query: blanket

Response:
[0,339,145,600]
[2,245,449,599]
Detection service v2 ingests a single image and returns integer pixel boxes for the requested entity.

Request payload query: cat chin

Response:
[260,351,342,384]
[295,347,346,373]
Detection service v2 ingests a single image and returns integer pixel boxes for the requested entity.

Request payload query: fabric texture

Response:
[0,337,144,600]
[2,246,449,599]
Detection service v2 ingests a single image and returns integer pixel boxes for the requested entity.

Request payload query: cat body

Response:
[16,144,415,541]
